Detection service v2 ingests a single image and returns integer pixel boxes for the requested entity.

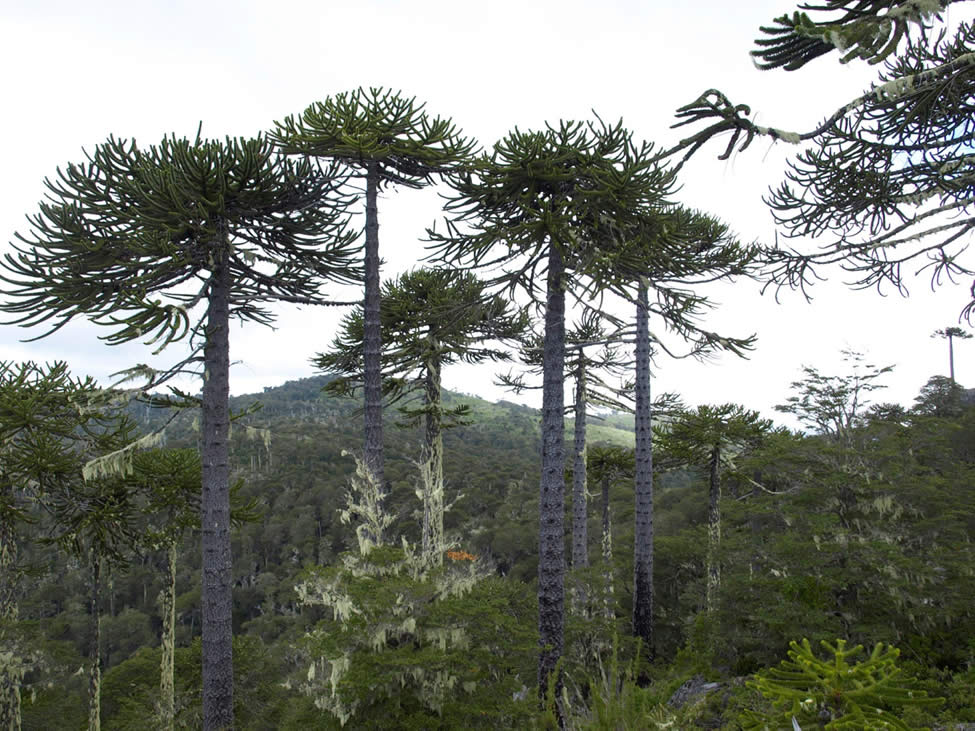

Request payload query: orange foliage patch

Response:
[446,550,477,562]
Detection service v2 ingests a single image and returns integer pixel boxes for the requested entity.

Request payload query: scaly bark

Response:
[363,162,385,500]
[571,358,588,572]
[201,246,234,730]
[87,553,102,731]
[160,541,177,731]
[632,282,654,658]
[571,357,589,614]
[538,245,566,695]
[706,445,721,613]
[421,337,444,566]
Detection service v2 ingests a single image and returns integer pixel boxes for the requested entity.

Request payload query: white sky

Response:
[2,0,973,427]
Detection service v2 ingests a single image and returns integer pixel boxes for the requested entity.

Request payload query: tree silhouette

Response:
[654,404,771,612]
[498,310,632,580]
[667,1,975,317]
[430,117,674,696]
[932,326,971,384]
[0,361,117,730]
[315,268,526,564]
[0,132,358,729]
[590,205,757,658]
[272,88,476,497]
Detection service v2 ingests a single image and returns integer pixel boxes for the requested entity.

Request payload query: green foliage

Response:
[295,546,537,728]
[572,642,675,730]
[0,132,359,356]
[741,638,943,730]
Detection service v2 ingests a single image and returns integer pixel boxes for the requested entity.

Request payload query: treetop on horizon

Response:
[270,87,477,187]
[0,132,361,386]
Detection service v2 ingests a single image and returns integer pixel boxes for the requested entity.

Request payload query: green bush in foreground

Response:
[741,638,943,730]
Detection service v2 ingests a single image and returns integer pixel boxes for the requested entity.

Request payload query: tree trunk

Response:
[0,504,22,731]
[87,553,102,731]
[601,471,613,620]
[706,445,721,613]
[538,244,566,697]
[949,333,956,384]
[201,247,234,730]
[422,342,444,566]
[571,356,588,615]
[159,541,177,731]
[363,162,385,499]
[571,357,588,571]
[632,281,654,658]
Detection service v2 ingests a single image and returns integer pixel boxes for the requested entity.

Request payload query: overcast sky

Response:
[2,0,973,427]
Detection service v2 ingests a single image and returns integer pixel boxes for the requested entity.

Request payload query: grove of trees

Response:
[2,1,975,727]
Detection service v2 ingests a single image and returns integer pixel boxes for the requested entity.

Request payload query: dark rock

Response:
[668,674,722,709]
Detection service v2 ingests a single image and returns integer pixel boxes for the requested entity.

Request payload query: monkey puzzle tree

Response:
[668,1,975,317]
[589,204,757,657]
[932,326,971,383]
[429,118,675,695]
[315,268,526,565]
[654,404,771,613]
[272,88,476,496]
[0,133,359,729]
[0,361,113,731]
[587,445,635,618]
[44,414,143,731]
[498,309,632,582]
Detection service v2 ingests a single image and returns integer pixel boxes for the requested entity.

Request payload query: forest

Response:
[2,1,975,730]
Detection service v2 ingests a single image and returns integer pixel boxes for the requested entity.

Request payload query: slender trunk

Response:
[571,358,588,571]
[87,553,101,731]
[601,471,613,620]
[570,357,588,615]
[422,342,444,567]
[538,245,566,696]
[632,282,654,658]
[0,502,22,731]
[363,163,385,498]
[201,246,234,730]
[705,446,721,614]
[160,541,177,731]
[949,334,956,384]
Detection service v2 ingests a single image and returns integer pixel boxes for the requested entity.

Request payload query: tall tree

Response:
[592,205,757,657]
[430,118,674,695]
[498,310,632,581]
[315,268,526,564]
[587,445,635,619]
[44,415,143,731]
[932,326,971,384]
[668,1,975,317]
[130,448,201,731]
[0,133,358,730]
[272,88,476,497]
[654,404,771,612]
[0,361,112,731]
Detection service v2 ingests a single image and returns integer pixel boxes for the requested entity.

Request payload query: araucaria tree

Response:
[593,205,757,657]
[498,311,631,575]
[429,118,674,694]
[272,88,476,497]
[0,133,358,729]
[654,404,771,612]
[669,1,975,317]
[0,361,114,730]
[932,326,971,383]
[315,268,526,564]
